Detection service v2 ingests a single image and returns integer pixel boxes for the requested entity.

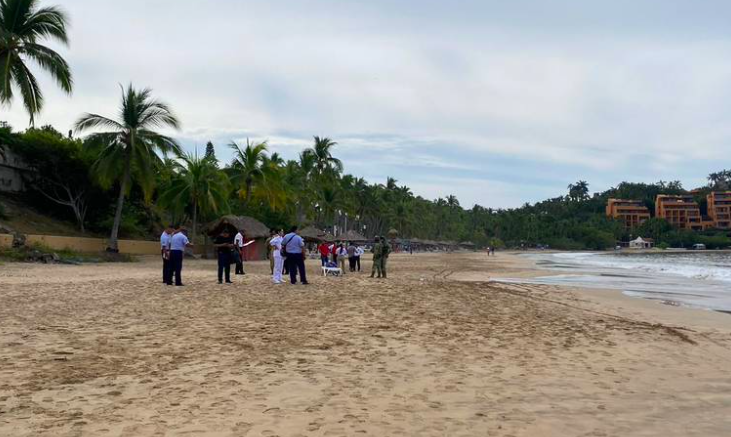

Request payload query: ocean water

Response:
[505,251,731,312]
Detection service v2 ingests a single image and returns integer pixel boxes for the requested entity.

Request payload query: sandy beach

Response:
[1,252,730,436]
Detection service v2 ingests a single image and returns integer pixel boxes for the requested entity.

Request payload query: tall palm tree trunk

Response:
[109,168,130,252]
[192,199,198,243]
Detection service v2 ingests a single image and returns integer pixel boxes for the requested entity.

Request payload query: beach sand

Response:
[1,251,730,436]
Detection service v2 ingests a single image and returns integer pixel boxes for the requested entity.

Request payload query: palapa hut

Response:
[339,230,367,243]
[459,241,476,251]
[205,215,270,260]
[299,226,327,243]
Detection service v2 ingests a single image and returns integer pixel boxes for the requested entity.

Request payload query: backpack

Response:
[281,234,298,258]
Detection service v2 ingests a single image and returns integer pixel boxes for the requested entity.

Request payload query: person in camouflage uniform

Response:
[380,237,392,278]
[370,236,383,278]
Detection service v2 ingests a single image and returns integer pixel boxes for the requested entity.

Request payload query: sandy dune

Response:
[1,252,730,436]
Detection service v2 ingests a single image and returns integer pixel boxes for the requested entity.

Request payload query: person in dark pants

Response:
[234,229,245,275]
[214,229,235,284]
[354,244,363,272]
[169,226,193,286]
[160,225,174,284]
[283,226,308,285]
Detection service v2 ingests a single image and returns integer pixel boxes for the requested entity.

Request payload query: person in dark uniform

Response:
[214,229,235,284]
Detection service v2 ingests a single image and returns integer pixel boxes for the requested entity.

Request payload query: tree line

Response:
[2,0,730,251]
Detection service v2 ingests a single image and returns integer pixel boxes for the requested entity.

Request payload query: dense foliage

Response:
[3,119,730,250]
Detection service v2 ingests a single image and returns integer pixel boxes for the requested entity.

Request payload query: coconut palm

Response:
[158,152,229,238]
[302,136,342,177]
[0,0,72,125]
[228,138,268,207]
[75,84,181,251]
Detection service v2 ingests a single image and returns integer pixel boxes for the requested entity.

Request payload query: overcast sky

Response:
[2,0,730,208]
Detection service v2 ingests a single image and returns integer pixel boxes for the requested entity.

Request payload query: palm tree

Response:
[228,138,268,207]
[158,152,229,238]
[303,136,342,177]
[567,180,589,202]
[0,0,72,125]
[75,85,181,252]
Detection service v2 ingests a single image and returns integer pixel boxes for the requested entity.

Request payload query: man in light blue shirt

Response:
[282,226,308,285]
[160,225,174,285]
[170,226,193,286]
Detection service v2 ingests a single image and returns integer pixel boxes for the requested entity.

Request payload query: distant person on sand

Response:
[336,243,348,274]
[354,244,363,272]
[490,246,495,256]
[214,229,235,284]
[331,242,338,265]
[270,229,284,284]
[160,225,174,285]
[486,246,491,256]
[371,236,383,278]
[380,237,392,278]
[170,226,193,286]
[347,241,357,272]
[265,229,276,274]
[234,228,245,275]
[318,241,330,266]
[283,226,308,285]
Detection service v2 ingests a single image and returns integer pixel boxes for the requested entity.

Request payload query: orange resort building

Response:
[655,195,702,231]
[707,192,731,229]
[606,199,651,229]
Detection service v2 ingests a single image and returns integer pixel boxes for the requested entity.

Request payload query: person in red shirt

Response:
[318,242,330,266]
[330,242,338,264]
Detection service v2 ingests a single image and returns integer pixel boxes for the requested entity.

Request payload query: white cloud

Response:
[3,0,731,207]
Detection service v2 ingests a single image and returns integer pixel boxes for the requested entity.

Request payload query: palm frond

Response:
[74,113,124,132]
[11,58,42,124]
[21,43,72,93]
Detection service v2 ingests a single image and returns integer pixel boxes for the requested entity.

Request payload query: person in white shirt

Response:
[336,243,348,274]
[160,225,174,284]
[170,226,193,286]
[270,229,284,284]
[354,245,364,272]
[234,229,245,275]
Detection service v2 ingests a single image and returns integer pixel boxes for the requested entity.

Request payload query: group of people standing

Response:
[160,225,194,286]
[317,241,365,274]
[370,236,391,278]
[161,225,394,286]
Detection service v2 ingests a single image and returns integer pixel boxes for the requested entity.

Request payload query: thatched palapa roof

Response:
[299,226,326,242]
[205,215,270,238]
[339,230,367,242]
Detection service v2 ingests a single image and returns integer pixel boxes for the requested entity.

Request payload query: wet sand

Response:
[1,252,730,436]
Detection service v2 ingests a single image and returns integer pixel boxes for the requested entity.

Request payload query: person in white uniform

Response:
[234,229,245,275]
[270,229,284,284]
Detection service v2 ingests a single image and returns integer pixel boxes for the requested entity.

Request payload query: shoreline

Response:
[478,251,731,331]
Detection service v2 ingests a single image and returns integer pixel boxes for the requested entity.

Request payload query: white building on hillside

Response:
[629,236,654,249]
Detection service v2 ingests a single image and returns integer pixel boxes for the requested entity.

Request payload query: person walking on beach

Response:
[170,226,193,286]
[234,229,245,275]
[380,237,392,279]
[269,229,284,284]
[318,242,330,266]
[336,243,348,274]
[371,236,383,278]
[354,244,363,272]
[265,229,276,274]
[347,241,357,272]
[214,229,235,284]
[160,225,174,285]
[283,226,308,285]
